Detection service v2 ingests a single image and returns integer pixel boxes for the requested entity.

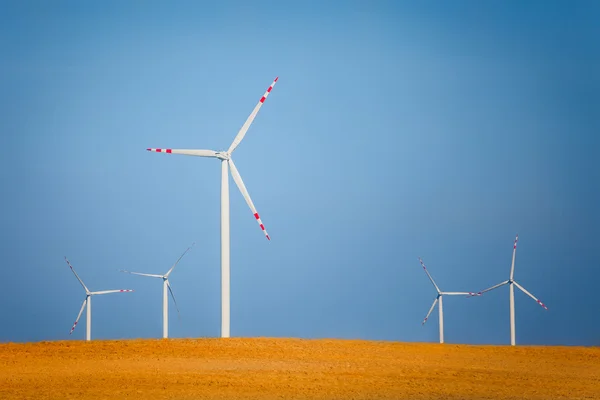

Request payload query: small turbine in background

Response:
[470,234,548,346]
[64,257,134,341]
[120,243,195,339]
[418,257,472,344]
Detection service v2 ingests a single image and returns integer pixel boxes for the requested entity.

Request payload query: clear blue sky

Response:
[1,0,598,346]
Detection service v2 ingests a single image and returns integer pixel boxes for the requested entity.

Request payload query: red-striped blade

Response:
[418,258,441,293]
[146,149,218,157]
[147,148,173,153]
[254,212,270,241]
[64,257,89,293]
[228,159,270,240]
[422,297,438,325]
[70,297,87,335]
[227,77,278,154]
[513,281,548,310]
[473,280,510,296]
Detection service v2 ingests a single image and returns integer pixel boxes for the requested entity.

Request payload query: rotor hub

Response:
[216,152,230,160]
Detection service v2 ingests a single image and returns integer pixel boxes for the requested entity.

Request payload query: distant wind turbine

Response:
[418,257,473,344]
[146,77,278,338]
[64,257,134,341]
[470,235,548,346]
[120,243,195,339]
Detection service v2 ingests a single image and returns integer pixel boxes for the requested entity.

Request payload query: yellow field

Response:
[1,338,598,399]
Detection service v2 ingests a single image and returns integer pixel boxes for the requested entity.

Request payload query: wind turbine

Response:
[120,243,195,339]
[470,234,548,346]
[146,77,278,338]
[64,257,134,341]
[418,257,472,344]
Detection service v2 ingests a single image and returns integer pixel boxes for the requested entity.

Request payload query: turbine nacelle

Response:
[216,152,231,161]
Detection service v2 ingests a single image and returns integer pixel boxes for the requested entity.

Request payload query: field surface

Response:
[1,338,599,400]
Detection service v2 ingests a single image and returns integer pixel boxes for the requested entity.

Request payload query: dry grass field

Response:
[1,338,598,400]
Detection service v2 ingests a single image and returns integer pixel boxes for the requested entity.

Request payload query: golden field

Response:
[1,338,598,400]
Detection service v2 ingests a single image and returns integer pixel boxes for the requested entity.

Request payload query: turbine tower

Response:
[418,257,472,344]
[471,235,548,346]
[146,77,278,338]
[64,257,134,341]
[120,243,194,339]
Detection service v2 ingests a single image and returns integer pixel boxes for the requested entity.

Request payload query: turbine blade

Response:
[510,234,519,280]
[165,242,196,278]
[422,297,439,325]
[469,280,510,297]
[467,292,483,297]
[146,149,218,157]
[90,289,134,295]
[418,258,441,293]
[70,298,87,335]
[513,281,548,310]
[120,270,163,278]
[441,292,472,296]
[227,77,278,154]
[228,159,270,240]
[166,280,181,319]
[64,257,89,293]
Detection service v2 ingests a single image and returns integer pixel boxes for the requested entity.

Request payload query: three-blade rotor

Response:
[418,257,471,325]
[120,243,195,317]
[146,77,278,240]
[468,235,548,309]
[64,257,134,335]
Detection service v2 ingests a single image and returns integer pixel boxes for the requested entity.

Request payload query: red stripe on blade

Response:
[538,300,547,309]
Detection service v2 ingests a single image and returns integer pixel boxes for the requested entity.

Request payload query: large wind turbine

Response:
[64,257,134,341]
[120,243,194,339]
[418,258,472,343]
[147,77,278,338]
[471,235,548,346]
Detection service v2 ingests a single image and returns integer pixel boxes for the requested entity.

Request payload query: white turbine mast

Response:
[470,234,548,346]
[64,257,134,341]
[120,243,195,339]
[146,77,278,338]
[418,257,472,344]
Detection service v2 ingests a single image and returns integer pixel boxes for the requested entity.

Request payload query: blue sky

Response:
[1,0,598,345]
